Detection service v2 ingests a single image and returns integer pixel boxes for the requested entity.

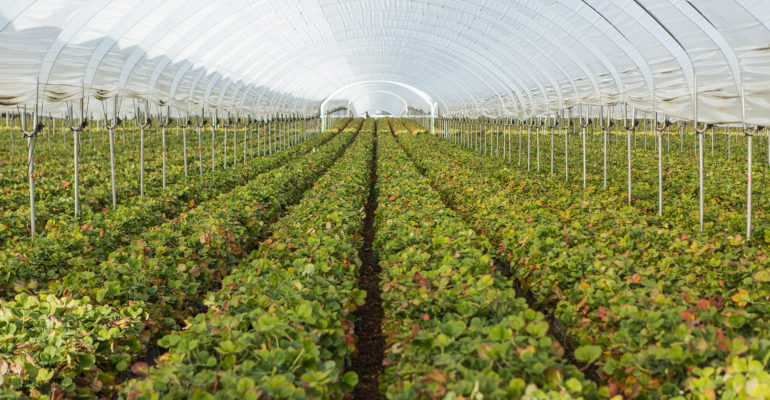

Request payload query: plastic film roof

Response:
[1,0,769,123]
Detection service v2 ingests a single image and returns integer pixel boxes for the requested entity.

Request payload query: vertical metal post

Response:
[518,119,523,166]
[180,112,188,180]
[257,119,262,156]
[654,113,671,217]
[747,131,754,239]
[579,105,591,188]
[623,104,638,206]
[694,72,709,233]
[10,113,15,157]
[536,117,541,172]
[250,117,254,159]
[223,112,229,168]
[600,106,611,191]
[18,81,42,237]
[67,87,87,217]
[135,100,149,197]
[102,95,120,208]
[232,114,238,166]
[47,114,51,152]
[211,110,218,171]
[159,105,170,189]
[549,114,557,178]
[526,119,531,171]
[194,107,205,177]
[564,110,571,182]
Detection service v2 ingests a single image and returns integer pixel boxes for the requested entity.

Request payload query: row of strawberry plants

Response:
[374,131,598,399]
[0,123,317,244]
[398,131,770,398]
[122,123,375,399]
[0,123,359,398]
[387,119,409,136]
[445,124,770,237]
[0,119,350,296]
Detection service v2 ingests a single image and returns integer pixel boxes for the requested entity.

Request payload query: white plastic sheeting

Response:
[1,0,769,123]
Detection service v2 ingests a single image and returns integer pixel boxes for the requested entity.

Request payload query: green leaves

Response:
[574,345,602,364]
[375,130,596,398]
[525,321,550,338]
[487,326,512,341]
[121,124,372,399]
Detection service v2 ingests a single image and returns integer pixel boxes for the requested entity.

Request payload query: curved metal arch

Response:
[255,46,507,116]
[228,1,544,109]
[225,80,247,110]
[37,0,115,86]
[616,0,695,95]
[270,67,472,118]
[674,0,743,118]
[252,33,526,115]
[84,0,186,86]
[144,0,332,102]
[250,37,528,116]
[185,67,208,105]
[33,0,564,117]
[317,0,615,109]
[117,1,243,88]
[239,0,648,117]
[258,52,482,117]
[235,31,520,115]
[319,81,436,130]
[559,0,655,101]
[346,90,410,116]
[19,0,760,123]
[202,73,225,108]
[146,3,225,94]
[243,7,570,114]
[347,91,417,113]
[312,7,580,108]
[0,0,35,33]
[510,0,623,100]
[266,55,482,117]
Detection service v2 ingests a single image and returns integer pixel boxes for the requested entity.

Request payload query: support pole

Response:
[194,108,205,177]
[67,87,88,217]
[654,113,671,217]
[180,112,188,180]
[102,95,120,208]
[18,81,42,237]
[579,105,591,189]
[623,104,638,206]
[159,105,170,189]
[211,111,218,171]
[135,100,149,197]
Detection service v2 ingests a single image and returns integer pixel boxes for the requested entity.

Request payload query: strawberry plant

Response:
[0,120,359,398]
[397,128,770,399]
[374,130,598,399]
[123,123,373,399]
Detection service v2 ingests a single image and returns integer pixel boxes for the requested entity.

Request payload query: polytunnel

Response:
[1,1,770,399]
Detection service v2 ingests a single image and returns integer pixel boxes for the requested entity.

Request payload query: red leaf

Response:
[422,314,430,321]
[413,272,429,286]
[696,298,711,311]
[680,310,696,322]
[130,362,149,376]
[388,194,398,202]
